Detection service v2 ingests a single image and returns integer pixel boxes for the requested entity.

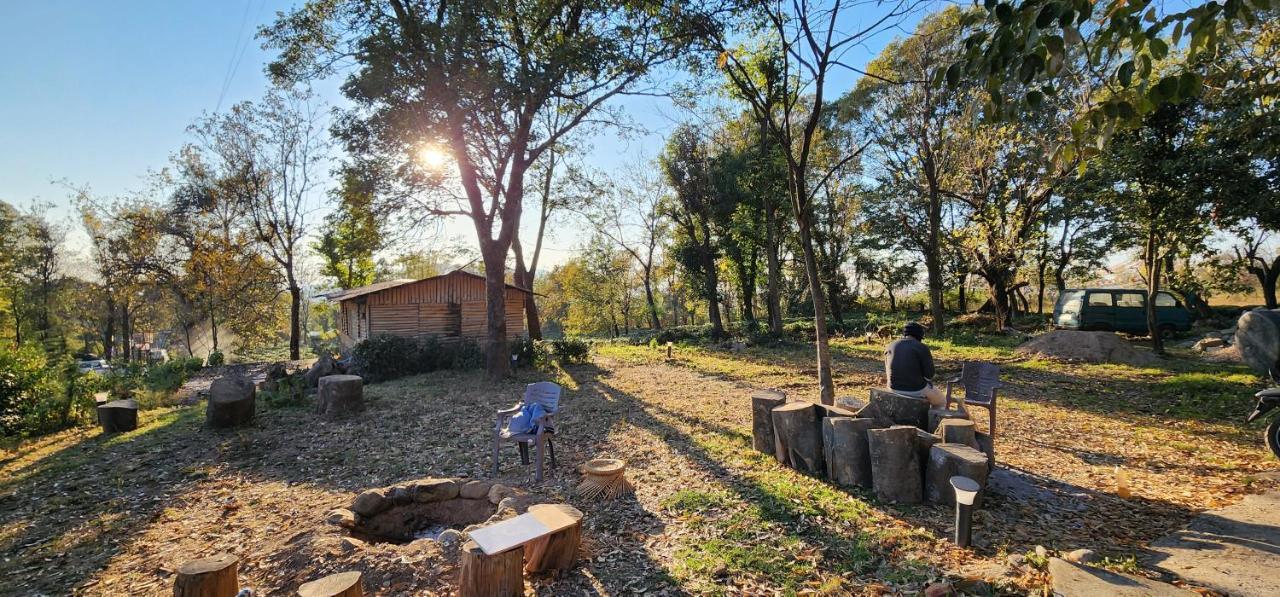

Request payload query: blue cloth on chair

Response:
[507,402,547,435]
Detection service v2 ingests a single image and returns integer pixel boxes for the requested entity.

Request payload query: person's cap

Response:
[903,322,925,339]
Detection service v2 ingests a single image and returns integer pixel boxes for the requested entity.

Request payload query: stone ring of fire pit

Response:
[326,478,529,544]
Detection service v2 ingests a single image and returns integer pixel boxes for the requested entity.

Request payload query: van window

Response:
[1116,292,1145,308]
[1088,293,1113,306]
[1155,292,1178,307]
[1061,297,1082,314]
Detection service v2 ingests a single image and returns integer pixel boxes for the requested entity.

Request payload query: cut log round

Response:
[926,444,990,507]
[867,425,923,504]
[928,408,967,433]
[936,419,976,446]
[297,571,362,597]
[316,374,365,419]
[822,416,877,488]
[524,503,584,574]
[458,540,523,597]
[771,402,824,475]
[914,429,939,488]
[1236,309,1280,376]
[861,388,930,429]
[173,553,239,597]
[98,399,138,433]
[751,390,787,455]
[206,375,255,428]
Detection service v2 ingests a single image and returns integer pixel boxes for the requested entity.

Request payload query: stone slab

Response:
[1048,558,1194,597]
[1144,489,1280,597]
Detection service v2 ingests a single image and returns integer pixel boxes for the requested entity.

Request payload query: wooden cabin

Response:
[324,270,531,349]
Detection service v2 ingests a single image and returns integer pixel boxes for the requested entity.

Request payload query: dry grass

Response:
[1,337,1276,595]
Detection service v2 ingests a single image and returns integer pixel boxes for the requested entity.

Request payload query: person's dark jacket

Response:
[884,336,935,392]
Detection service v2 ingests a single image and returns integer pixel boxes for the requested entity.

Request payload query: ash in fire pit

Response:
[327,477,529,545]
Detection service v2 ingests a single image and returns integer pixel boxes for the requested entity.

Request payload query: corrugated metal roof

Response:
[321,269,534,302]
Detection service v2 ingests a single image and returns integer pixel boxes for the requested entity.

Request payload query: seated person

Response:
[884,321,945,407]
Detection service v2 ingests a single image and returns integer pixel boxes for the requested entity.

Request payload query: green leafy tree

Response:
[263,0,716,378]
[317,171,383,290]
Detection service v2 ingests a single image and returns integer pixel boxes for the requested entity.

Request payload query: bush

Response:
[349,334,487,383]
[0,346,87,437]
[206,350,225,367]
[261,375,308,409]
[548,338,591,364]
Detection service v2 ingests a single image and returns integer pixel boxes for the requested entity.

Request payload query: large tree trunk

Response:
[751,390,787,455]
[704,249,725,339]
[288,283,302,360]
[120,299,131,361]
[765,219,783,336]
[642,264,661,330]
[482,249,512,379]
[512,237,543,340]
[102,294,115,360]
[1145,227,1166,354]
[771,401,824,474]
[868,425,923,504]
[957,272,968,314]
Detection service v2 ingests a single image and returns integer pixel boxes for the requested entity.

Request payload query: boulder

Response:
[412,478,459,503]
[304,353,337,388]
[1235,309,1280,376]
[460,480,493,500]
[351,488,390,516]
[487,484,525,505]
[1194,337,1225,351]
[326,508,357,528]
[206,374,255,428]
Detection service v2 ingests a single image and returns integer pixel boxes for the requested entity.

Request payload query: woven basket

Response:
[576,458,633,500]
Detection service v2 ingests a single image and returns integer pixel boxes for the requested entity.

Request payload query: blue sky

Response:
[0,1,931,271]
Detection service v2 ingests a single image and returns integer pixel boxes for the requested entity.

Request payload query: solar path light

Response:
[950,475,980,547]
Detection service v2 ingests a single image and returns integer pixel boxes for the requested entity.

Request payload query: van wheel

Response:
[1158,325,1177,340]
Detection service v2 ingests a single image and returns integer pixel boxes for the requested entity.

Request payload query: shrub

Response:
[0,346,84,437]
[548,338,591,364]
[510,336,550,368]
[349,334,488,383]
[261,375,308,409]
[143,360,192,394]
[206,350,225,367]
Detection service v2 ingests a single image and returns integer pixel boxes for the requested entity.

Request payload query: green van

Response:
[1052,288,1196,338]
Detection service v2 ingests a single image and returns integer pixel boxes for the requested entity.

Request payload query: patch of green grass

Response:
[673,534,816,590]
[1151,371,1260,419]
[662,489,734,513]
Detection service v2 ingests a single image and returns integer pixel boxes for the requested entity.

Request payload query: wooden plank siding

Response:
[335,271,528,348]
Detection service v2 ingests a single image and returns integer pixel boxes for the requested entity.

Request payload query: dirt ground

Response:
[2,338,1276,595]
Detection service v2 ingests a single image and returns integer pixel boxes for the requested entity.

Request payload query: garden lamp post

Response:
[951,475,980,547]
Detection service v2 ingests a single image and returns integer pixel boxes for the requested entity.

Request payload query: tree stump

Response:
[206,375,255,428]
[298,571,362,597]
[771,402,824,475]
[926,444,989,507]
[98,399,138,433]
[316,374,365,419]
[458,540,523,597]
[928,408,967,433]
[751,390,787,455]
[822,416,876,488]
[1236,309,1280,376]
[867,425,923,504]
[173,553,239,597]
[524,503,584,574]
[974,431,995,467]
[914,429,939,488]
[860,388,930,429]
[936,419,976,446]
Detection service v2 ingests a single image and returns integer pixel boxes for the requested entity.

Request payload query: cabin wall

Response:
[344,273,528,345]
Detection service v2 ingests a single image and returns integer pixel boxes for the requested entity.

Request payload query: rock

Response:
[351,489,389,516]
[1048,557,1194,596]
[304,353,337,388]
[340,536,366,552]
[1064,548,1099,564]
[923,582,955,597]
[497,497,520,512]
[386,485,416,504]
[1035,545,1048,558]
[1007,553,1027,567]
[487,484,525,505]
[835,396,866,412]
[326,508,357,528]
[206,374,256,428]
[436,529,465,556]
[265,362,288,380]
[412,478,459,503]
[1194,337,1225,351]
[954,576,993,594]
[459,480,492,500]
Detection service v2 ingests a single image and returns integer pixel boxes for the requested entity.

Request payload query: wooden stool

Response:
[173,553,239,597]
[298,571,362,597]
[524,504,583,574]
[458,540,523,597]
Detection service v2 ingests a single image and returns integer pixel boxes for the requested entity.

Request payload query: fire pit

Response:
[327,477,529,544]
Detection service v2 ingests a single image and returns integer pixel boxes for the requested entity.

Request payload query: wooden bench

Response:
[459,504,583,596]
